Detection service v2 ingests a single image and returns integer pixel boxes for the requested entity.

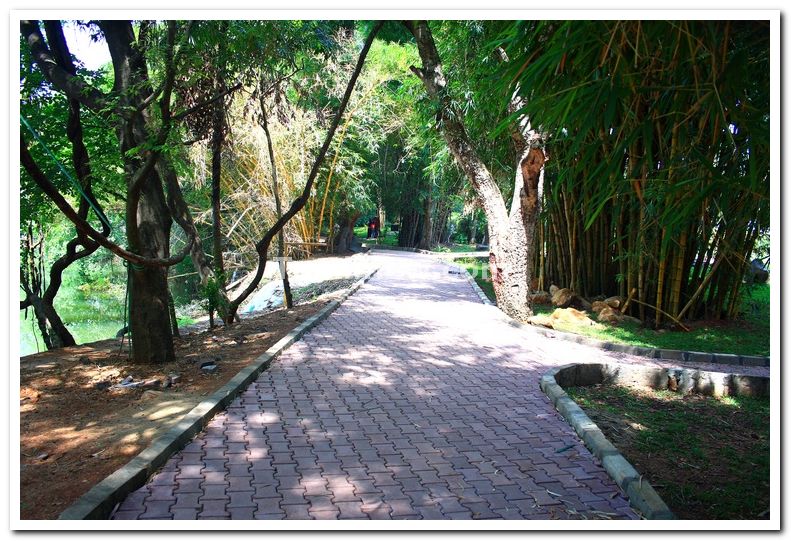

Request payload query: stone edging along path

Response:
[442,259,769,369]
[539,364,676,520]
[540,362,769,520]
[58,267,380,520]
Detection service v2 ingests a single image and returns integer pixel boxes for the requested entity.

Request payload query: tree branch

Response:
[227,20,385,318]
[21,135,191,268]
[21,20,109,115]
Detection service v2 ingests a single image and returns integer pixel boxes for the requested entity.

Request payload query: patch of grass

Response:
[177,316,196,327]
[455,256,769,357]
[432,243,482,253]
[565,385,770,520]
[293,276,361,303]
[353,226,398,247]
[578,285,769,356]
[455,257,495,301]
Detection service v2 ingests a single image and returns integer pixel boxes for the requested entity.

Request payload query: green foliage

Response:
[201,271,229,315]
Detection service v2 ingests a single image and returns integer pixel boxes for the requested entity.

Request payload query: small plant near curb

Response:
[565,385,770,520]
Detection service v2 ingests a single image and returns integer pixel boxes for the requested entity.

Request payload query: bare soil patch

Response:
[20,300,329,520]
[565,385,770,520]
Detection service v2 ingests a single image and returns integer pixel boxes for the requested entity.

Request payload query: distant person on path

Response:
[371,216,381,239]
[366,217,374,239]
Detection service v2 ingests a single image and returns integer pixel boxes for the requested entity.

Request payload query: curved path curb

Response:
[539,365,675,520]
[58,268,379,520]
[445,259,768,369]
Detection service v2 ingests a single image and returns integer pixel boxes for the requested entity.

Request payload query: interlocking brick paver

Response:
[138,499,173,519]
[282,503,312,519]
[115,251,739,520]
[172,508,199,520]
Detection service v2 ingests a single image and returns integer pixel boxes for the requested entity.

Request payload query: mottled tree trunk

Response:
[406,20,545,322]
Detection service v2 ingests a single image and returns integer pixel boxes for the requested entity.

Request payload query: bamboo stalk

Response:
[538,219,545,291]
[629,297,690,332]
[620,287,636,314]
[676,253,724,321]
[637,205,646,321]
[655,232,667,328]
[315,119,350,241]
[669,230,687,318]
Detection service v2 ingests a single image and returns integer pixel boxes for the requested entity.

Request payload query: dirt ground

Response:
[19,299,332,520]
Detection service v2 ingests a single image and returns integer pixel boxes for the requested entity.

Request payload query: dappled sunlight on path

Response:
[116,250,729,520]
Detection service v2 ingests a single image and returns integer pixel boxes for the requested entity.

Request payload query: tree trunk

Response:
[259,94,293,308]
[406,20,545,322]
[333,211,360,253]
[210,82,226,283]
[22,20,200,362]
[102,20,175,363]
[18,21,114,350]
[418,188,433,250]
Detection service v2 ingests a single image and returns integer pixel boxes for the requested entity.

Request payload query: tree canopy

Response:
[19,19,771,359]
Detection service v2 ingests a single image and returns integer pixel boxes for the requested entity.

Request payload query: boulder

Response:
[551,307,597,326]
[530,291,552,305]
[591,300,609,313]
[526,313,554,328]
[748,259,769,284]
[551,288,575,308]
[527,308,603,331]
[597,306,624,324]
[622,314,643,325]
[604,296,624,309]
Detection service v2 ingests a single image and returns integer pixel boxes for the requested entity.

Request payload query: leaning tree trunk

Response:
[406,20,545,322]
[223,21,384,323]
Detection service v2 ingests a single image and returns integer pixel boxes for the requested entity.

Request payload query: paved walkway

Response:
[111,251,761,520]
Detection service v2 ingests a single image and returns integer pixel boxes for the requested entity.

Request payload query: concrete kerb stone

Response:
[58,267,380,520]
[540,364,676,520]
[440,259,495,306]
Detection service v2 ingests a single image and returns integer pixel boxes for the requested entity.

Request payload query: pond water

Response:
[19,312,125,357]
